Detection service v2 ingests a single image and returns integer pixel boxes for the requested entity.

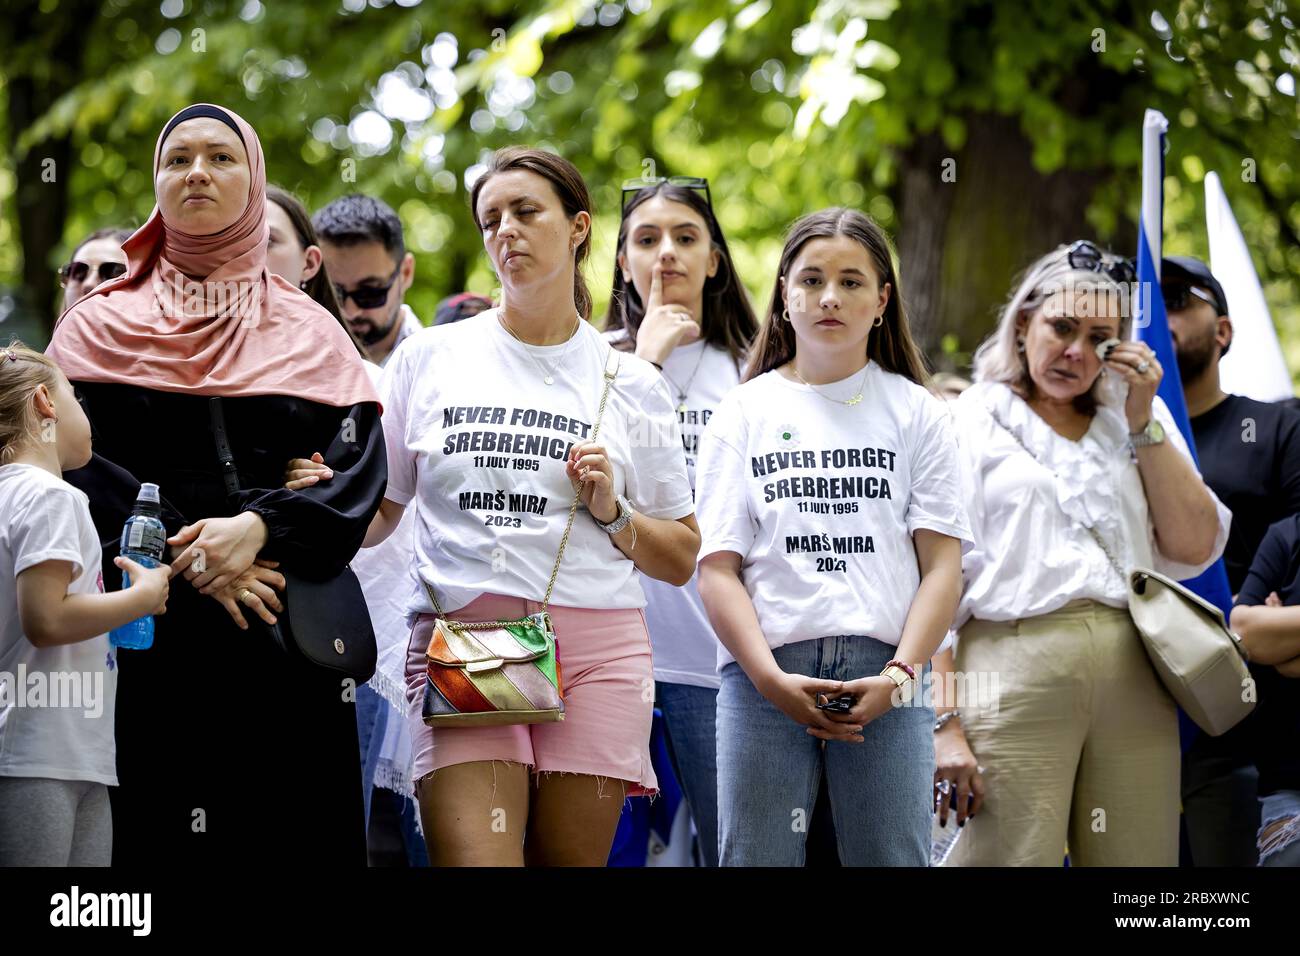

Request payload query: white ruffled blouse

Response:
[950,381,1231,629]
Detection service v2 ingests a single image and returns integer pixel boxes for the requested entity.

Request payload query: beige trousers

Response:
[946,600,1180,866]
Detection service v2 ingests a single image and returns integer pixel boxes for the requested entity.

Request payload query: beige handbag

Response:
[1124,567,1254,736]
[987,401,1255,736]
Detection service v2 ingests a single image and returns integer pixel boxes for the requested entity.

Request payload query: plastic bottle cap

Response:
[138,482,161,504]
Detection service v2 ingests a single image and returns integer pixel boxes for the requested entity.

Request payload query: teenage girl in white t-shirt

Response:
[602,179,757,866]
[0,343,171,866]
[365,148,700,867]
[695,208,973,866]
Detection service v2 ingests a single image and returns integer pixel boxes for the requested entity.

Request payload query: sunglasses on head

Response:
[1066,240,1136,284]
[60,260,127,286]
[334,264,401,309]
[1161,282,1219,314]
[621,176,713,213]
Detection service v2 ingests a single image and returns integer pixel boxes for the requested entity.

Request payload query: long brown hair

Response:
[605,183,757,365]
[746,207,929,385]
[266,185,366,358]
[468,147,595,320]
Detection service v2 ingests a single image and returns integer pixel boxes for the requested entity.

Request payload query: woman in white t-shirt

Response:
[365,147,699,866]
[940,242,1228,866]
[0,344,171,866]
[603,178,758,866]
[696,208,972,866]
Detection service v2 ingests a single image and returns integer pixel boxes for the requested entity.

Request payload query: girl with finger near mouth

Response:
[604,180,758,866]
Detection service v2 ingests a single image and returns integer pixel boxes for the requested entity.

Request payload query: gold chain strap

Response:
[423,347,622,623]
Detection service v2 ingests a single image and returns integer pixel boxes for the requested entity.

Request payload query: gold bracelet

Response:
[880,664,912,688]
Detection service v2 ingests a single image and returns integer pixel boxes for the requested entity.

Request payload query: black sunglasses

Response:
[334,264,401,309]
[621,176,713,213]
[60,260,127,286]
[1066,240,1136,284]
[1161,282,1219,314]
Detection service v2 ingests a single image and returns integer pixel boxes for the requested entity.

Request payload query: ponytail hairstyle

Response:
[266,185,367,358]
[469,146,595,321]
[746,207,929,385]
[0,340,61,467]
[605,183,758,365]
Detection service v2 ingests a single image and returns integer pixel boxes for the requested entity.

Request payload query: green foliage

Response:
[1,0,1297,381]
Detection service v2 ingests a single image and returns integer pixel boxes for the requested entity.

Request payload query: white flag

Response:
[1206,171,1295,401]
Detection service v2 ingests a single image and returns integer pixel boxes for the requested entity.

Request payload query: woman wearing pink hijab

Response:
[47,104,384,866]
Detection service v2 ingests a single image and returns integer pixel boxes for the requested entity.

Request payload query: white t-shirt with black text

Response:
[0,464,118,785]
[382,309,695,618]
[605,331,743,687]
[695,363,973,668]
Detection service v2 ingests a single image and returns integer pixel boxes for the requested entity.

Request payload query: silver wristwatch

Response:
[595,494,635,535]
[1129,418,1166,449]
[934,710,962,733]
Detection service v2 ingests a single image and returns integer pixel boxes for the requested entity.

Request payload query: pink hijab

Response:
[48,104,379,411]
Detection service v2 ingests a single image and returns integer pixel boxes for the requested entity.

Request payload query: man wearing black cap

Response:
[1165,255,1300,867]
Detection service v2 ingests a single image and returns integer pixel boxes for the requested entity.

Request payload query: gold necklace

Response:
[499,312,582,385]
[790,361,870,406]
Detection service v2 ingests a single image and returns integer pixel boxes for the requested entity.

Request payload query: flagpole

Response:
[1139,108,1168,287]
[1134,108,1234,618]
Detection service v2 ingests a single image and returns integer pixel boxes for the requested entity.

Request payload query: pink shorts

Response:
[404,592,658,797]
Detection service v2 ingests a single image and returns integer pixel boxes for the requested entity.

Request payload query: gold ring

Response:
[237,588,254,606]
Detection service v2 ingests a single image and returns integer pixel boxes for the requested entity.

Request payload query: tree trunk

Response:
[6,0,99,343]
[895,130,958,352]
[897,112,1102,368]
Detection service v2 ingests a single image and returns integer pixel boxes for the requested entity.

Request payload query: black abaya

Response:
[64,382,387,867]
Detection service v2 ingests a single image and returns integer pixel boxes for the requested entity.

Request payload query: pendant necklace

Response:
[500,311,583,385]
[662,343,708,414]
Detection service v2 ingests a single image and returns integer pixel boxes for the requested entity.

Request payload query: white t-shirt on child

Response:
[0,463,118,786]
[381,309,695,619]
[605,331,742,687]
[695,362,973,669]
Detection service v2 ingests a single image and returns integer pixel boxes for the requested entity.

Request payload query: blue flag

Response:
[1135,109,1233,616]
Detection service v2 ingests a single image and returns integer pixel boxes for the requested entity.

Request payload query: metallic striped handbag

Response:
[420,349,620,727]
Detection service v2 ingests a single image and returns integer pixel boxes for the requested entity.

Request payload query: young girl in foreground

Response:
[695,209,971,866]
[0,343,170,866]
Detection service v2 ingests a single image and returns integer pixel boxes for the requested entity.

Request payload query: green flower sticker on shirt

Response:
[777,423,800,449]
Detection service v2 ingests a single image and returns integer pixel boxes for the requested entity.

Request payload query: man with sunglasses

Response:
[309,192,428,869]
[313,194,420,367]
[57,226,133,321]
[1165,254,1300,867]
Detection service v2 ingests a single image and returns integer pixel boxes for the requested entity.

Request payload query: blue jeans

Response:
[717,636,933,866]
[656,681,720,867]
[355,683,388,830]
[1259,790,1300,867]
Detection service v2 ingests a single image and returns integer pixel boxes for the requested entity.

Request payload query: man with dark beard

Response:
[1166,254,1300,868]
[313,194,422,366]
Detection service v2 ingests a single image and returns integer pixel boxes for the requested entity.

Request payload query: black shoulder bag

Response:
[208,397,377,682]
